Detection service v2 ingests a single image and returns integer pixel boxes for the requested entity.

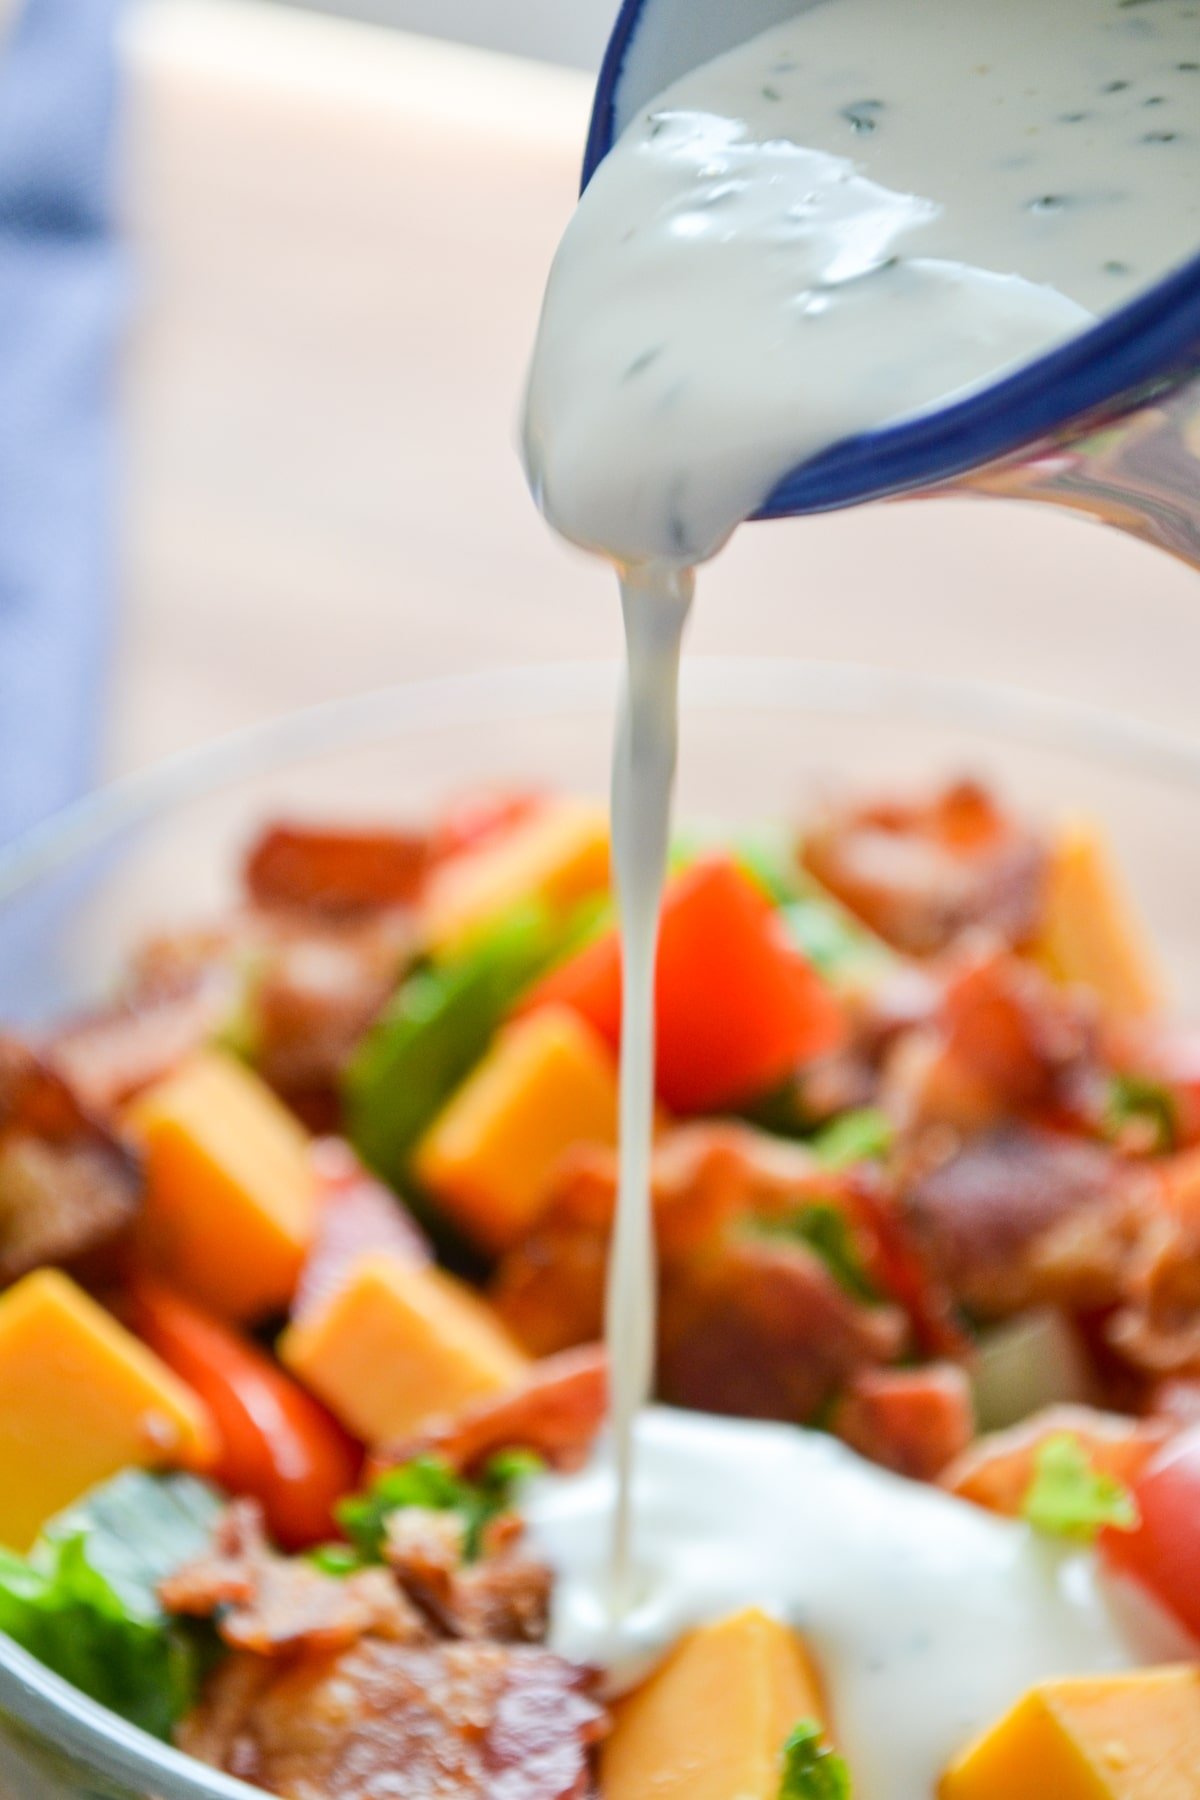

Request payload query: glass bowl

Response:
[4,656,1200,1799]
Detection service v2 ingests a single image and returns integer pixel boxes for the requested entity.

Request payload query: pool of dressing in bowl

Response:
[519,0,1199,1787]
[524,1408,1188,1800]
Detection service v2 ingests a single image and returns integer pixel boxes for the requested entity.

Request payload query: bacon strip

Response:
[373,1345,608,1481]
[243,823,430,917]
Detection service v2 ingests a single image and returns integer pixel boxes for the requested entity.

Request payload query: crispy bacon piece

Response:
[496,1126,905,1427]
[384,1510,552,1645]
[160,1501,426,1655]
[180,1638,606,1800]
[50,969,238,1113]
[833,1363,974,1482]
[126,907,411,1121]
[844,1166,969,1360]
[249,911,413,1108]
[658,1233,905,1423]
[293,1139,431,1322]
[940,1405,1168,1517]
[902,1123,1140,1318]
[1108,1148,1200,1373]
[243,823,430,918]
[492,1125,827,1357]
[0,1036,141,1286]
[801,780,1047,957]
[881,945,1099,1136]
[375,1346,608,1480]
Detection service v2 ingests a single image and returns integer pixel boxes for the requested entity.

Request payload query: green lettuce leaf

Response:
[0,1471,223,1739]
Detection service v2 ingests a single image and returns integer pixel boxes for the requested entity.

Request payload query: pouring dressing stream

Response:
[520,0,1198,1789]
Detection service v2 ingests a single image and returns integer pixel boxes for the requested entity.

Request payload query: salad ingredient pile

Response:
[1,780,1200,1793]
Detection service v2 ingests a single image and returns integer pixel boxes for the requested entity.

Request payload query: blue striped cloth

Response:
[0,0,121,844]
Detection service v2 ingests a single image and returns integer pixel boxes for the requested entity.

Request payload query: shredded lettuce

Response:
[334,1450,542,1567]
[1021,1433,1138,1543]
[0,1471,223,1739]
[811,1107,895,1171]
[779,1718,853,1799]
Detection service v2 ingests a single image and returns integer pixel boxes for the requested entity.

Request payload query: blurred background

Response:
[1,0,1199,846]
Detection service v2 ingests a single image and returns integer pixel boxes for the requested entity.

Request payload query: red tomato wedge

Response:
[1101,1424,1200,1641]
[126,1273,361,1550]
[522,855,844,1114]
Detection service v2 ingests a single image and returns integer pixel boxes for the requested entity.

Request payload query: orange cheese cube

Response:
[603,1608,826,1800]
[422,799,609,956]
[129,1050,315,1322]
[279,1252,529,1444]
[0,1269,214,1550]
[414,1006,619,1254]
[1033,819,1161,1018]
[940,1667,1200,1800]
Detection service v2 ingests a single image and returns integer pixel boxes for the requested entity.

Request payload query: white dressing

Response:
[525,1408,1189,1800]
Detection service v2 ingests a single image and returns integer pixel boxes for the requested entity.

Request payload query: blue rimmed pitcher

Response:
[585,0,1200,568]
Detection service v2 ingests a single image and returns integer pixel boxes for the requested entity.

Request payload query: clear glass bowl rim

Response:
[6,654,1200,1797]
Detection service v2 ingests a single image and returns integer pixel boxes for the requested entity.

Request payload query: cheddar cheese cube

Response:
[0,1269,214,1551]
[603,1607,826,1800]
[422,799,609,957]
[279,1252,528,1444]
[1033,819,1161,1018]
[940,1667,1200,1800]
[414,1005,619,1254]
[129,1050,315,1322]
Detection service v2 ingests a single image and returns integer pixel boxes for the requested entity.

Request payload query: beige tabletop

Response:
[116,0,1200,780]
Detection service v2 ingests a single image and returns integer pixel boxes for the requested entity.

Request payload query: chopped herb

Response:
[335,1451,543,1567]
[779,1718,853,1799]
[1142,130,1179,142]
[762,83,783,101]
[307,1543,362,1577]
[1103,78,1132,91]
[840,99,884,133]
[1021,1433,1138,1543]
[811,1107,894,1171]
[1103,1073,1176,1154]
[1103,259,1132,275]
[624,346,664,381]
[758,1202,880,1305]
